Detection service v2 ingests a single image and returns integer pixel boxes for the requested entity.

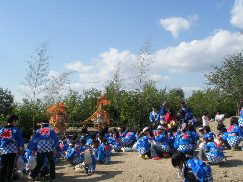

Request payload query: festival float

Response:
[82,96,111,129]
[47,101,68,133]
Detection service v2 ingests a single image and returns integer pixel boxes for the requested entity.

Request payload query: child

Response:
[171,152,213,182]
[227,117,242,150]
[217,124,230,149]
[174,123,195,155]
[202,112,210,127]
[151,125,170,160]
[204,138,225,164]
[0,114,25,182]
[136,127,152,159]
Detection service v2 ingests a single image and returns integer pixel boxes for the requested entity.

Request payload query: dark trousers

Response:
[32,151,55,180]
[0,153,17,182]
[151,143,163,157]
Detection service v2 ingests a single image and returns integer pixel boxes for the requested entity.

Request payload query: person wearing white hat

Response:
[136,127,151,159]
[151,125,170,160]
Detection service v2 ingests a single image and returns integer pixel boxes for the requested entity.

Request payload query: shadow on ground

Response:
[56,170,123,182]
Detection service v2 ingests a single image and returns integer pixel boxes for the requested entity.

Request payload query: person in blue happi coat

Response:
[158,101,168,124]
[149,107,159,124]
[0,114,24,182]
[227,116,243,150]
[92,139,111,164]
[174,123,196,155]
[151,125,170,160]
[171,151,213,182]
[28,120,58,181]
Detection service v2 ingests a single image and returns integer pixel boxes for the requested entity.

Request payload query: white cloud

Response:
[66,62,94,73]
[65,48,137,90]
[66,30,243,91]
[182,86,201,97]
[159,15,198,38]
[153,30,243,72]
[231,0,243,29]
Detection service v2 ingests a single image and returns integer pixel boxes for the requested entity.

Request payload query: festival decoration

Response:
[47,101,68,133]
[82,95,111,128]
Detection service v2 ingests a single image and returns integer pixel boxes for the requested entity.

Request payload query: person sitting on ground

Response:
[174,123,196,156]
[204,136,225,164]
[108,131,122,152]
[171,151,213,182]
[151,125,170,160]
[92,139,111,164]
[136,127,152,159]
[122,130,137,147]
[217,124,230,149]
[227,116,242,150]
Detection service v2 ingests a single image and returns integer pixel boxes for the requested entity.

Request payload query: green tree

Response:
[205,52,243,114]
[0,87,14,117]
[165,88,184,113]
[186,89,235,120]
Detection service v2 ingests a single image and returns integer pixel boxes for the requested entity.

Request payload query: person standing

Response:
[158,101,168,125]
[28,120,58,182]
[215,110,225,125]
[202,111,210,127]
[0,114,24,182]
[149,107,159,124]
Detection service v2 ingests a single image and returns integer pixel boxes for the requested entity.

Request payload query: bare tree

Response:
[132,37,153,91]
[23,42,50,101]
[45,71,73,103]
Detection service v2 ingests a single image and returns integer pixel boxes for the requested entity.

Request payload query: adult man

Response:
[0,114,24,182]
[28,120,58,181]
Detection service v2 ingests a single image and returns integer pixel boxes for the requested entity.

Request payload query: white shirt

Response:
[215,114,225,124]
[202,115,210,127]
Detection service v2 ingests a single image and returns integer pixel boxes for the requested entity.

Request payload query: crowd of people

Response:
[0,101,243,182]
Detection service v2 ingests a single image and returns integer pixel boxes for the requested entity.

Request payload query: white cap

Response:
[157,125,165,130]
[142,127,149,133]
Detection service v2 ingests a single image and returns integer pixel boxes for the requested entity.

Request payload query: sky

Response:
[1,0,243,101]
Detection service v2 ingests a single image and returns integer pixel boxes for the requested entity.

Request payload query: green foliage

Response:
[186,89,235,119]
[205,52,243,111]
[165,88,184,112]
[14,99,49,138]
[0,87,14,116]
[63,89,101,127]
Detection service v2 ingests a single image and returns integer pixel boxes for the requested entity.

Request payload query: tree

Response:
[22,42,50,101]
[166,88,185,113]
[0,87,14,117]
[45,71,72,103]
[186,89,235,120]
[22,42,50,131]
[105,62,124,125]
[205,52,243,114]
[132,37,153,91]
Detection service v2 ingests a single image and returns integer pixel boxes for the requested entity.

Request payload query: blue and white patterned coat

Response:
[154,132,170,152]
[205,142,224,164]
[183,157,213,182]
[28,126,58,153]
[174,132,195,153]
[227,124,243,148]
[0,125,24,154]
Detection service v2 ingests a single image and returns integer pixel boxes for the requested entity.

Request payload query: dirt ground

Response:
[54,120,243,182]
